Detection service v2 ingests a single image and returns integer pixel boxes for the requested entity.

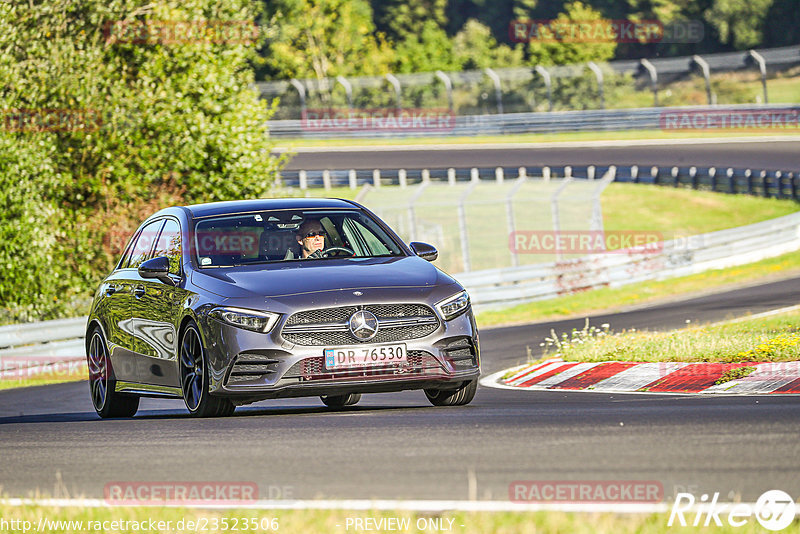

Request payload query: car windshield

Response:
[193,209,404,267]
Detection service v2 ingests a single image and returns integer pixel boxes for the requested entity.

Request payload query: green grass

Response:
[539,308,800,364]
[0,375,85,391]
[1,504,797,534]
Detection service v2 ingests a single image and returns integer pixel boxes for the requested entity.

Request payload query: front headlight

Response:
[436,290,470,321]
[209,307,280,333]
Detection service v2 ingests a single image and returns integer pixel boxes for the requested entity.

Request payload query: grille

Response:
[284,350,439,381]
[282,304,439,346]
[443,337,477,368]
[226,353,280,384]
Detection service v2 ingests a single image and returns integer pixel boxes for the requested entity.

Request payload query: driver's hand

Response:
[308,249,324,259]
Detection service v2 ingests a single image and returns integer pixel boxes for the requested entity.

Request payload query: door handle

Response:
[134,285,146,298]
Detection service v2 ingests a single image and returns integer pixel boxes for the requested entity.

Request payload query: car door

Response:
[131,217,186,387]
[107,219,164,383]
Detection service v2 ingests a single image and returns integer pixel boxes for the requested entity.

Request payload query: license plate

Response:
[324,343,407,369]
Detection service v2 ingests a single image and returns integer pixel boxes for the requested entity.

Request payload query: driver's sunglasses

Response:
[303,231,325,239]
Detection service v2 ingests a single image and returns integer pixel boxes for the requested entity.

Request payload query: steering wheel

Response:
[319,246,354,258]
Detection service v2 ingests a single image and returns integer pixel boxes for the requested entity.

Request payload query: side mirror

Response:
[410,242,438,262]
[139,256,175,285]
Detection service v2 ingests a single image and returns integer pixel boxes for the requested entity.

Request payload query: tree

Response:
[257,0,393,80]
[452,19,525,69]
[704,0,773,49]
[0,0,285,321]
[526,1,618,65]
[372,0,448,42]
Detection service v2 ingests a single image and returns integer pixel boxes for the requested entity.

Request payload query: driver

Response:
[295,219,326,259]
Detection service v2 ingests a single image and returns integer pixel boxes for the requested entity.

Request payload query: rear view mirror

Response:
[138,256,174,285]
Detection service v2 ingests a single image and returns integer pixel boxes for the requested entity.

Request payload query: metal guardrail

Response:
[259,45,800,121]
[267,103,800,138]
[460,211,800,310]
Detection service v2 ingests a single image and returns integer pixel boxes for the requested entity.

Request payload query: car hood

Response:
[191,256,458,299]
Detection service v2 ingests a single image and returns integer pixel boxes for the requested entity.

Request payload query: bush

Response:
[0,0,285,323]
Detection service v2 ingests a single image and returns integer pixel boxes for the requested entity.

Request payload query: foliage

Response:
[0,0,285,323]
[703,0,773,49]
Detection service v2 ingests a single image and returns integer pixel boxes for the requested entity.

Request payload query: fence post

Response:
[373,169,381,188]
[495,167,504,184]
[551,176,574,261]
[631,165,639,183]
[422,169,431,184]
[399,169,407,189]
[639,58,659,107]
[385,73,402,113]
[542,166,550,182]
[289,79,307,117]
[458,181,479,272]
[587,62,605,109]
[506,174,528,267]
[471,168,480,182]
[348,169,357,189]
[484,68,504,114]
[726,168,735,194]
[671,166,679,187]
[590,166,616,232]
[336,76,353,110]
[407,179,431,242]
[588,165,596,180]
[651,166,659,185]
[745,169,753,194]
[746,50,768,104]
[534,66,553,111]
[709,167,717,191]
[690,55,712,105]
[760,170,769,197]
[299,169,308,190]
[322,169,331,190]
[448,168,456,186]
[690,166,698,189]
[435,70,454,112]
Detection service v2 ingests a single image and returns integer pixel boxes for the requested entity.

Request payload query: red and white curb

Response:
[481,359,800,395]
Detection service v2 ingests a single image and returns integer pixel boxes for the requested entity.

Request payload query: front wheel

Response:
[424,379,477,407]
[320,393,361,408]
[87,328,139,418]
[180,322,235,418]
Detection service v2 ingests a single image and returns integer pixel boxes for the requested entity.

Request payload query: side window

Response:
[125,220,165,269]
[153,219,182,275]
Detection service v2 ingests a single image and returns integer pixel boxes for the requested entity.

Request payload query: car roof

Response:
[184,198,358,219]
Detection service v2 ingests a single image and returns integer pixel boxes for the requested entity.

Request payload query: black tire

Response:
[179,322,235,418]
[87,328,139,418]
[424,379,477,407]
[320,393,361,408]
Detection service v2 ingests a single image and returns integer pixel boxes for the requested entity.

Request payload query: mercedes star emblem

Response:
[349,310,379,341]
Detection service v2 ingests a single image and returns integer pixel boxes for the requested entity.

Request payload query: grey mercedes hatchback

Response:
[86,198,480,418]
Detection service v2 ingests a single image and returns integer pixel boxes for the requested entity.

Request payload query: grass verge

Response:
[0,375,85,392]
[1,504,796,534]
[275,128,800,150]
[475,248,800,328]
[539,309,800,364]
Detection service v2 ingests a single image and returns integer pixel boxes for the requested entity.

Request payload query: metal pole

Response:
[407,179,431,242]
[336,76,353,110]
[639,58,658,107]
[289,79,307,117]
[484,68,504,114]
[587,62,605,109]
[551,177,573,261]
[690,55,712,105]
[435,70,453,112]
[506,173,527,267]
[747,50,768,104]
[385,73,402,113]
[534,66,552,111]
[590,166,615,233]
[458,181,479,272]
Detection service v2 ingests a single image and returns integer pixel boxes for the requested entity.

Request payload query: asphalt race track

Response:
[1,276,799,503]
[283,138,800,171]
